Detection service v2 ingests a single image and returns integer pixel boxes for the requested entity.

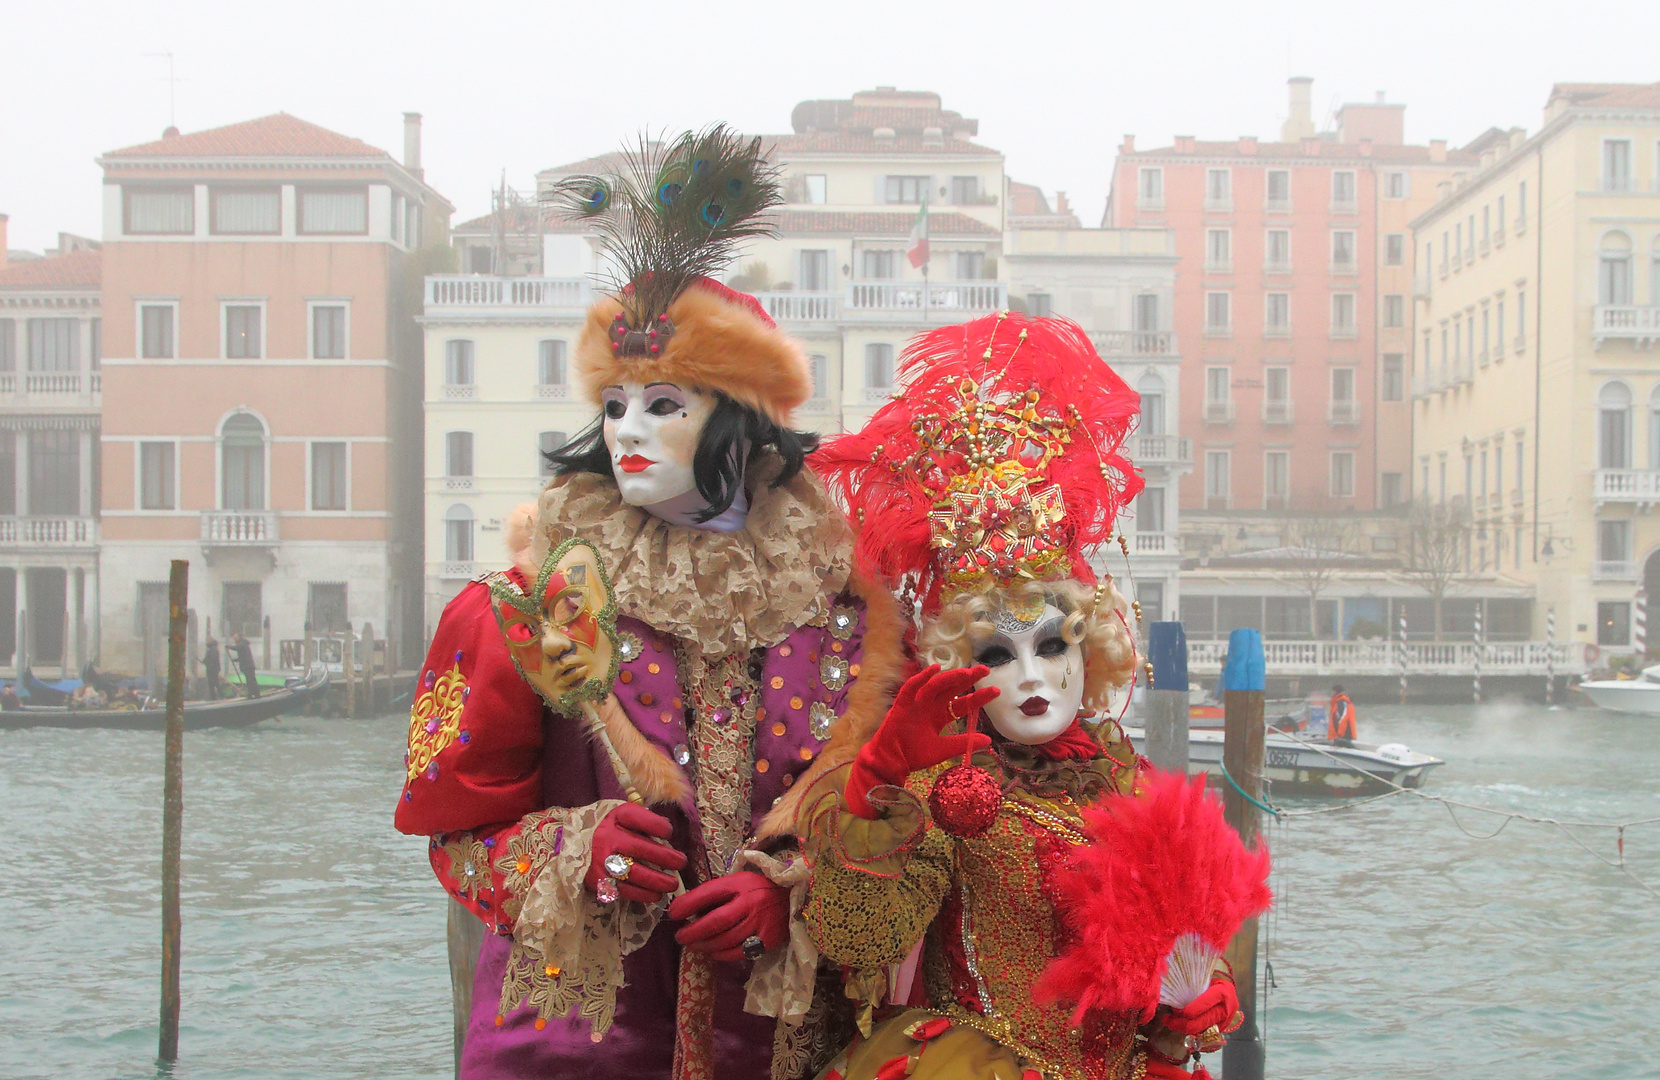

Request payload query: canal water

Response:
[2,703,1656,1079]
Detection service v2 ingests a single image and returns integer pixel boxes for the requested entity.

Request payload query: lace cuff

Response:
[805,784,930,878]
[493,800,671,1040]
[735,848,817,1024]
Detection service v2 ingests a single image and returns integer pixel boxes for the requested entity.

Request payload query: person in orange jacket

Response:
[1328,684,1358,745]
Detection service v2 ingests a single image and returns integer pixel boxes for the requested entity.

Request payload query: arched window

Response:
[1599,381,1632,470]
[1599,231,1633,306]
[221,413,266,510]
[1137,372,1166,436]
[444,504,475,563]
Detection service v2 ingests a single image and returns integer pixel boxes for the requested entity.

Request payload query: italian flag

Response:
[906,197,930,269]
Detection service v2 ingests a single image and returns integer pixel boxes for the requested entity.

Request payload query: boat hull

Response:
[0,666,331,731]
[1576,680,1660,716]
[1125,726,1444,797]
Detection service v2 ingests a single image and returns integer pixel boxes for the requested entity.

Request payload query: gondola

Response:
[0,663,330,731]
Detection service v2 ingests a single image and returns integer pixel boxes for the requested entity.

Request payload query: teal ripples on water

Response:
[2,705,1656,1079]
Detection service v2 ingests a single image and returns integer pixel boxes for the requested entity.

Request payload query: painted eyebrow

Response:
[982,615,1066,651]
[643,382,683,394]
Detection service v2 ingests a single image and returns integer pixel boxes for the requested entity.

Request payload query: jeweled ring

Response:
[603,853,635,879]
[948,696,968,719]
[741,935,767,961]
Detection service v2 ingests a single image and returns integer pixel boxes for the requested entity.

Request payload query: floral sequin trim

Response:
[828,604,858,641]
[819,653,850,693]
[406,660,466,782]
[442,834,492,902]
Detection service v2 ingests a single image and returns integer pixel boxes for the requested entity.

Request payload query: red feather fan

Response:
[812,312,1143,612]
[1035,770,1272,1025]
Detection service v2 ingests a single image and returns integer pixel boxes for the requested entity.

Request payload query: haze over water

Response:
[2,704,1654,1079]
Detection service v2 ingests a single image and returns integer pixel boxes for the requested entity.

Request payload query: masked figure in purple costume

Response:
[394,128,903,1080]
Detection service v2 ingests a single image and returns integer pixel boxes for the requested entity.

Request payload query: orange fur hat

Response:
[574,277,810,427]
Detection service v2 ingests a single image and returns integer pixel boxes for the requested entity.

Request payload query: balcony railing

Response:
[1205,259,1233,275]
[758,292,842,322]
[1594,559,1637,581]
[535,382,570,399]
[1329,259,1358,276]
[1203,198,1234,213]
[1263,399,1294,425]
[1091,330,1178,358]
[1264,198,1292,215]
[0,516,97,548]
[1595,468,1660,508]
[1186,639,1584,676]
[754,282,1007,324]
[441,383,476,400]
[1131,434,1192,466]
[438,561,477,580]
[1329,324,1358,340]
[0,369,101,403]
[201,511,279,545]
[1328,400,1359,426]
[1203,400,1234,424]
[1132,532,1174,553]
[1265,259,1292,274]
[1594,305,1660,349]
[424,275,591,313]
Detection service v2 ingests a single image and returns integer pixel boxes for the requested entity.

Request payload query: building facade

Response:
[96,113,450,675]
[1413,81,1660,652]
[0,231,102,677]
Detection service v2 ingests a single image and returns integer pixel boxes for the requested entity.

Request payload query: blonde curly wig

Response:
[917,577,1138,714]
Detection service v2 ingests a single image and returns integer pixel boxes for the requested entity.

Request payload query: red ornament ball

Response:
[928,764,1002,837]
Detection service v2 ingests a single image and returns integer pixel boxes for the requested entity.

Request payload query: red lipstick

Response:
[617,455,655,474]
[1019,696,1049,717]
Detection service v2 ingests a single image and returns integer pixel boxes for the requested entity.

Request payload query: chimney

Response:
[1239,135,1259,155]
[1281,76,1315,141]
[1122,134,1136,153]
[1175,135,1196,153]
[403,112,423,177]
[1358,137,1373,158]
[1429,138,1447,163]
[0,213,8,271]
[1301,136,1321,157]
[1055,191,1071,215]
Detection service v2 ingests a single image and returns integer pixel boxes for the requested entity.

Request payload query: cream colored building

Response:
[1412,81,1660,653]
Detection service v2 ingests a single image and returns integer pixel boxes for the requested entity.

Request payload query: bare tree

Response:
[1276,501,1362,637]
[1400,499,1471,641]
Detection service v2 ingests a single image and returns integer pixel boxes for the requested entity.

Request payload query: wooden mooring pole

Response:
[1221,627,1266,1080]
[159,559,188,1064]
[1144,621,1189,774]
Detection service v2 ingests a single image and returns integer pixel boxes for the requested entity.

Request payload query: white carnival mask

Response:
[600,381,715,507]
[971,602,1086,745]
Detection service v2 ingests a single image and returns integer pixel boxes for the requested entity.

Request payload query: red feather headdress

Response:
[813,311,1143,613]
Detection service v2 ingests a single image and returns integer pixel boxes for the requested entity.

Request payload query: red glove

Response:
[582,803,688,904]
[1143,1060,1207,1080]
[1161,978,1241,1037]
[845,664,999,819]
[668,871,790,962]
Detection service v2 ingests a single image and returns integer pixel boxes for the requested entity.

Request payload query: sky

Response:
[3,0,1658,252]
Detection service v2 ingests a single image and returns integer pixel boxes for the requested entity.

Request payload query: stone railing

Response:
[1131,434,1192,466]
[1187,639,1584,676]
[201,511,279,544]
[424,275,591,313]
[0,516,97,547]
[1595,468,1660,508]
[1594,305,1660,349]
[1091,330,1178,358]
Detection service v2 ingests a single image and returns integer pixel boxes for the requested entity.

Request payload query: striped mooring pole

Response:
[1545,607,1556,706]
[1398,607,1408,706]
[1636,589,1648,660]
[1473,604,1484,704]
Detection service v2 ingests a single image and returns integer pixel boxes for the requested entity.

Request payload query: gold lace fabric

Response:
[533,453,854,655]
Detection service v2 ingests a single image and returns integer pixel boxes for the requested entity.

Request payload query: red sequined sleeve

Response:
[393,575,548,934]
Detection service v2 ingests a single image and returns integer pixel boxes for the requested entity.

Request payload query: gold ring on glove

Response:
[948,696,968,720]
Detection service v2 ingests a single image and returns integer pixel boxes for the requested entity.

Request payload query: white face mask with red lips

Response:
[600,381,716,507]
[970,603,1087,745]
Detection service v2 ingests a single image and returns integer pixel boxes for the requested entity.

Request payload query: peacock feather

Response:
[546,125,782,328]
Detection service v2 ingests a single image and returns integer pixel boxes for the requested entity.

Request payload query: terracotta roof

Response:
[535,148,646,179]
[1548,82,1660,110]
[1007,180,1051,217]
[768,133,998,157]
[774,210,996,236]
[1123,139,1479,165]
[104,113,389,160]
[0,249,101,289]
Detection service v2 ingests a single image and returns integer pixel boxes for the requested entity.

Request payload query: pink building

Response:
[96,114,450,674]
[1109,79,1474,515]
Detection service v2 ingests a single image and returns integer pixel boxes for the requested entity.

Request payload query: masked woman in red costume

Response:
[796,311,1255,1080]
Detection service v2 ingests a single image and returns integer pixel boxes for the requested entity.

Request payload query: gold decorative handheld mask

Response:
[488,537,621,715]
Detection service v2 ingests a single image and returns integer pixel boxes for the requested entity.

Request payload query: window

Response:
[1480,448,1489,500]
[1264,451,1289,504]
[950,176,981,204]
[1331,170,1356,208]
[445,340,475,386]
[1265,229,1290,270]
[125,187,193,234]
[1481,308,1491,361]
[1517,289,1527,346]
[1381,472,1403,506]
[1330,230,1356,271]
[221,583,263,640]
[864,343,894,391]
[1518,180,1528,226]
[221,413,266,511]
[1599,232,1634,305]
[539,431,567,477]
[1455,223,1463,262]
[1598,601,1632,647]
[1494,444,1504,500]
[1385,234,1405,265]
[1496,299,1506,354]
[1599,382,1632,469]
[1382,354,1405,401]
[1481,206,1491,245]
[27,318,79,371]
[1138,167,1164,205]
[1466,214,1475,256]
[0,319,12,371]
[445,431,474,478]
[1204,366,1231,422]
[311,304,346,359]
[224,305,262,359]
[390,194,404,243]
[1331,367,1355,404]
[799,249,831,290]
[1496,196,1506,234]
[882,176,929,205]
[1265,170,1290,207]
[444,505,475,563]
[1599,520,1631,564]
[1265,293,1290,334]
[1515,437,1525,500]
[1205,450,1231,505]
[1264,366,1290,423]
[466,246,493,274]
[137,306,175,361]
[1205,168,1231,205]
[1136,487,1165,533]
[952,251,985,280]
[1330,293,1356,335]
[307,583,348,634]
[1205,292,1231,334]
[809,354,829,402]
[1382,294,1405,328]
[537,340,566,389]
[1029,293,1053,318]
[1136,582,1164,625]
[211,188,279,234]
[1440,231,1450,272]
[298,188,368,234]
[27,430,79,515]
[860,250,898,280]
[1206,229,1231,270]
[1330,451,1355,497]
[1137,373,1165,435]
[311,442,347,511]
[1604,139,1633,192]
[1133,293,1160,332]
[1384,172,1408,198]
[140,442,175,510]
[803,175,827,205]
[1653,236,1660,306]
[90,319,100,369]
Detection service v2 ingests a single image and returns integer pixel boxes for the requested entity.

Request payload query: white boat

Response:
[1124,725,1444,797]
[1577,665,1660,715]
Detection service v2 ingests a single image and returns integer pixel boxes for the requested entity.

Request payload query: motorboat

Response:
[1123,724,1444,797]
[1576,665,1660,715]
[0,663,330,731]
